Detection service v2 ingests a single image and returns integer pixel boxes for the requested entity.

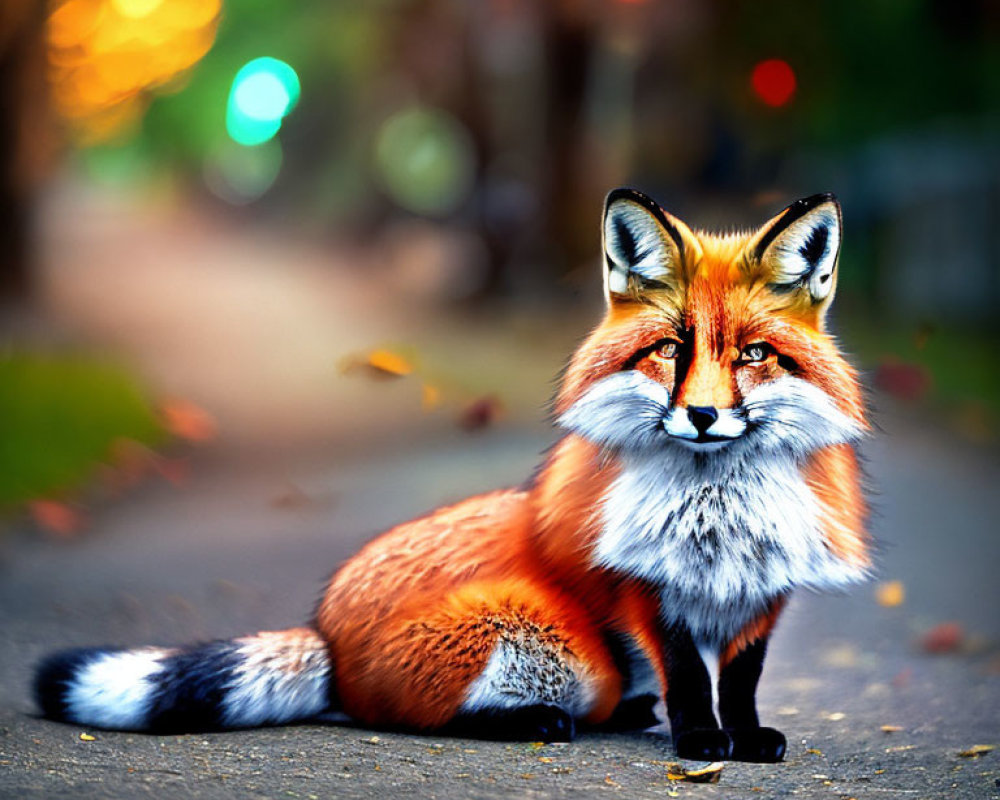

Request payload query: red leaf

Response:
[919,622,964,654]
[29,500,83,538]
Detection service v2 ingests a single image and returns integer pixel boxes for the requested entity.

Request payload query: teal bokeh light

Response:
[226,57,301,146]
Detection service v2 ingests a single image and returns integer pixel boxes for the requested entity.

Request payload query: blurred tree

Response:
[0,0,50,306]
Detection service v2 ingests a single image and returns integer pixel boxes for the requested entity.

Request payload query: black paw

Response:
[674,728,733,761]
[511,704,575,742]
[726,726,786,762]
[446,703,575,742]
[599,694,660,732]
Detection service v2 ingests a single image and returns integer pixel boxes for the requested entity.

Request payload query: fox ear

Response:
[602,188,692,302]
[751,193,842,314]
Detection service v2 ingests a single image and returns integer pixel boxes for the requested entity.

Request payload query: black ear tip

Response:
[791,192,839,212]
[604,187,659,216]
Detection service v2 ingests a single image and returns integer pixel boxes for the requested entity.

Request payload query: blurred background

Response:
[0,1,998,577]
[0,6,998,793]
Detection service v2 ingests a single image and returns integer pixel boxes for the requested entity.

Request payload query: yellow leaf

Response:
[421,382,441,411]
[79,732,96,741]
[366,349,413,377]
[958,744,995,758]
[806,748,823,755]
[666,762,724,783]
[875,580,905,607]
[880,725,903,733]
[537,756,555,763]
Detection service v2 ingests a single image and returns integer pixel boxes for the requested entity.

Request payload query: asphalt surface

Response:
[1,414,998,799]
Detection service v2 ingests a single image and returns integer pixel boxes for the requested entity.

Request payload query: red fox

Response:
[35,189,870,762]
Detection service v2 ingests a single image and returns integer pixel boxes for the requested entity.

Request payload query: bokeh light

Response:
[751,58,797,107]
[373,107,475,216]
[47,0,221,143]
[226,58,301,146]
[203,139,284,205]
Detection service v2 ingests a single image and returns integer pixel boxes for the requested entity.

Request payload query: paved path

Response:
[1,411,997,799]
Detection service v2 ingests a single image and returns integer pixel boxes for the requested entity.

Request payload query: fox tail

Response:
[33,626,332,732]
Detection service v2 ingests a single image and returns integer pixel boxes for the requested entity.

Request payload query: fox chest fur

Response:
[593,449,862,645]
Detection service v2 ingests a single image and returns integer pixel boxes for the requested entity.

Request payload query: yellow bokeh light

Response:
[47,0,222,143]
[111,0,164,20]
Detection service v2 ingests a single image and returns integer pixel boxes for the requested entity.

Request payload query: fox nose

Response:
[686,406,718,435]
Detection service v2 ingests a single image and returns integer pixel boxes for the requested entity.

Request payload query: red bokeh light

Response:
[751,59,796,107]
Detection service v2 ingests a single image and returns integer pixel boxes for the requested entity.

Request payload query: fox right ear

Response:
[602,188,692,302]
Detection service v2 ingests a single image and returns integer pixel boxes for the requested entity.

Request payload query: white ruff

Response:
[560,371,867,646]
[461,634,596,717]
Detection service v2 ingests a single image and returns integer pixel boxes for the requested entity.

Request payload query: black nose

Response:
[687,406,718,434]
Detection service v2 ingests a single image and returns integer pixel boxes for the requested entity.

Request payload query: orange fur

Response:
[312,192,869,733]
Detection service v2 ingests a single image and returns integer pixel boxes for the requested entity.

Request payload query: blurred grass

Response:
[0,354,165,511]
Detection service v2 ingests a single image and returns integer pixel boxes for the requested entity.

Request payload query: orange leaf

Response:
[161,399,217,443]
[29,500,83,538]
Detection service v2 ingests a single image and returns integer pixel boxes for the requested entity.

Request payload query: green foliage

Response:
[0,355,165,510]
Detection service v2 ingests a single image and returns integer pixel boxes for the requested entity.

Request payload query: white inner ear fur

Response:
[766,205,840,303]
[604,201,676,296]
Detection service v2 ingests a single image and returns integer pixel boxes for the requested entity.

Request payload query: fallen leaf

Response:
[886,745,915,753]
[155,457,190,486]
[367,349,413,377]
[825,712,846,721]
[79,732,96,741]
[270,485,314,510]
[891,667,912,688]
[538,756,555,763]
[880,725,904,733]
[421,382,441,412]
[106,438,157,491]
[875,580,905,608]
[458,395,503,431]
[341,349,414,379]
[805,748,823,756]
[666,762,723,783]
[919,622,964,654]
[873,358,931,402]
[958,744,995,758]
[776,706,800,716]
[161,398,217,442]
[604,775,621,787]
[29,500,83,538]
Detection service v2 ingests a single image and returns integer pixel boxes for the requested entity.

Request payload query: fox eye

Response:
[652,341,679,360]
[740,342,773,363]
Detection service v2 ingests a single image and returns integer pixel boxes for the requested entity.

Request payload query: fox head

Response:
[558,188,867,460]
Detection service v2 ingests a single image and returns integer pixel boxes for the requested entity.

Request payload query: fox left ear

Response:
[602,188,696,303]
[751,193,842,317]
